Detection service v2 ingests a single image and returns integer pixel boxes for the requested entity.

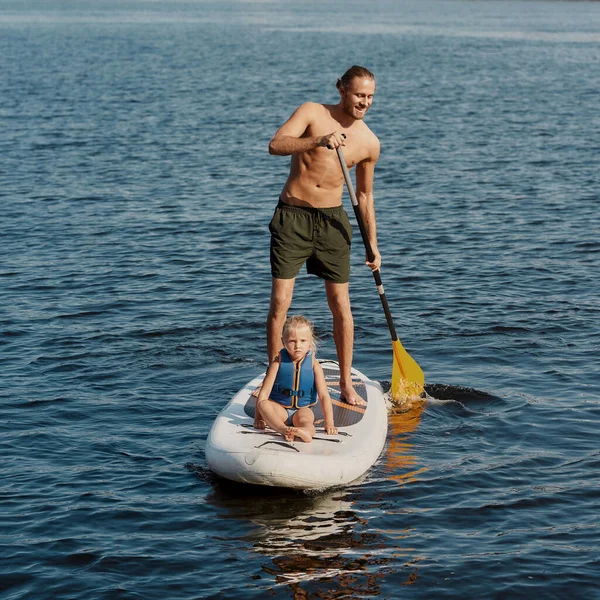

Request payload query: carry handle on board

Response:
[335,146,425,399]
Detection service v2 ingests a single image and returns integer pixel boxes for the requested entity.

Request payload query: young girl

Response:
[254,315,338,443]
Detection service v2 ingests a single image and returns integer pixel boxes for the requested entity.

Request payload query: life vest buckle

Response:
[280,388,304,397]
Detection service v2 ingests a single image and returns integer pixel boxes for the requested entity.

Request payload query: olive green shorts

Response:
[269,200,353,284]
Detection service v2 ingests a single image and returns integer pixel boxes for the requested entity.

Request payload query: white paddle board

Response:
[206,360,388,490]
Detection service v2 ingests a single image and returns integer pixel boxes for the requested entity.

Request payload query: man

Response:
[267,65,381,406]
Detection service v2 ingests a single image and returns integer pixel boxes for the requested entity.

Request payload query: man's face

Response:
[341,77,375,120]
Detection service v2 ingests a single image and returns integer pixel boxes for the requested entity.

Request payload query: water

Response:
[1,0,599,598]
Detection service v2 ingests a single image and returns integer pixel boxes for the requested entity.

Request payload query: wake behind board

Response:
[206,360,388,490]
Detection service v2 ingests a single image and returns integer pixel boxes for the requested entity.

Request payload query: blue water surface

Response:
[1,1,599,598]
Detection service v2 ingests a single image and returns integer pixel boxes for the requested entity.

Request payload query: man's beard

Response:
[344,98,368,120]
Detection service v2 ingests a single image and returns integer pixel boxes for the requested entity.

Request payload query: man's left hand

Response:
[366,251,381,272]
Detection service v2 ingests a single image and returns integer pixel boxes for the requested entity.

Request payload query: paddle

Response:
[335,146,425,400]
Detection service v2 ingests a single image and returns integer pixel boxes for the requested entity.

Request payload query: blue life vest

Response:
[270,349,317,409]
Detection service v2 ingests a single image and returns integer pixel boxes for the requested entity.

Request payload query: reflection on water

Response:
[385,402,428,486]
[248,492,355,556]
[205,480,398,597]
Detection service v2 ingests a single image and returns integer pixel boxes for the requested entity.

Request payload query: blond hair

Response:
[282,315,317,354]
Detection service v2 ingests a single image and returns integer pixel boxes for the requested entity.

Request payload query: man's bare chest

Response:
[307,124,369,165]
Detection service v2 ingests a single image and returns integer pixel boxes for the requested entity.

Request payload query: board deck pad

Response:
[243,364,367,428]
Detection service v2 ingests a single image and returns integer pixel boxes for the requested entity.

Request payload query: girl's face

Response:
[283,325,312,361]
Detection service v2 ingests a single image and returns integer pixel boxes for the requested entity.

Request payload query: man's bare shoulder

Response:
[295,101,328,117]
[355,121,380,160]
[284,102,330,130]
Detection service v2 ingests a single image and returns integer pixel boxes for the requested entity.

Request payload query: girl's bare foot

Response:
[284,426,312,443]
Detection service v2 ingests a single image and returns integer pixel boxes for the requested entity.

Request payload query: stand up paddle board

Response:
[206,360,388,490]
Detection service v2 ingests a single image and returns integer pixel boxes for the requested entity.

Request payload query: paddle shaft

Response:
[335,147,399,343]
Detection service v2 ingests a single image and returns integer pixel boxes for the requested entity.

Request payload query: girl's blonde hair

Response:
[282,315,318,354]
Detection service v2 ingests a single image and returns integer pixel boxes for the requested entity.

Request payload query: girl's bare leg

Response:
[257,400,294,438]
[285,407,315,443]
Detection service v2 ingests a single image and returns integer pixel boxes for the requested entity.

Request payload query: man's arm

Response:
[355,142,382,271]
[269,103,345,156]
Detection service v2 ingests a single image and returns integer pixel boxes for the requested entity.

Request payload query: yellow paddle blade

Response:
[391,339,425,401]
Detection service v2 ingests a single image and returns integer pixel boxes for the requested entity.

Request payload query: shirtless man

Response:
[266,65,381,406]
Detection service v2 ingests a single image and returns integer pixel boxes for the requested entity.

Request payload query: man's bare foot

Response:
[340,383,367,407]
[284,426,312,443]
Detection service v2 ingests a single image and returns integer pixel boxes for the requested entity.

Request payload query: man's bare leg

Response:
[267,277,296,361]
[325,281,366,406]
[253,277,296,400]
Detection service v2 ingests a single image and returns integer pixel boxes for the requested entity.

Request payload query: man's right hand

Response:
[322,131,346,150]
